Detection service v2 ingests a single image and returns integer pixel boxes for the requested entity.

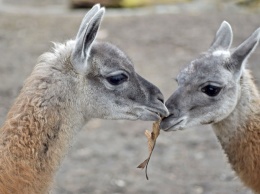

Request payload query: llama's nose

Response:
[157,93,164,104]
[155,92,169,117]
[171,108,180,118]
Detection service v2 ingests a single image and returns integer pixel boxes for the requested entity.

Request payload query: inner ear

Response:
[71,7,105,74]
[76,4,100,39]
[209,21,233,52]
[230,27,260,78]
[81,16,102,59]
[231,28,260,63]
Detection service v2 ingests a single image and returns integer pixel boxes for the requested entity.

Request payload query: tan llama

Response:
[0,4,169,194]
[160,21,260,193]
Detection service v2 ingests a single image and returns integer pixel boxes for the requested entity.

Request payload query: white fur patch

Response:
[213,50,230,57]
[183,62,195,74]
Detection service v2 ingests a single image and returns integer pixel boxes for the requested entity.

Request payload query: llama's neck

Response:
[212,70,260,193]
[0,42,88,194]
[0,90,86,194]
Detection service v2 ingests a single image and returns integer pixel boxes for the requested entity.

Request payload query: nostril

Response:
[157,93,164,103]
[157,95,164,103]
[168,113,174,117]
[165,109,179,118]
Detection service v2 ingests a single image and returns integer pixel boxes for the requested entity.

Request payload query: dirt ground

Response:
[1,1,260,194]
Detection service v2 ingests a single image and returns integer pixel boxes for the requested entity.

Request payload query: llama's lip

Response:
[145,106,169,120]
[144,108,161,121]
[160,114,184,131]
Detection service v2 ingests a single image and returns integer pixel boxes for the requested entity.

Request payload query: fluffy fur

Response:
[0,41,77,194]
[213,70,260,193]
[0,41,74,194]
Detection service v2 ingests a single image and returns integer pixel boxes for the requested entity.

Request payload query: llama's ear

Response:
[209,21,233,52]
[71,6,105,73]
[231,27,260,78]
[76,4,100,39]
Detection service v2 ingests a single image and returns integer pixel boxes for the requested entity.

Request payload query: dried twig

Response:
[137,120,161,180]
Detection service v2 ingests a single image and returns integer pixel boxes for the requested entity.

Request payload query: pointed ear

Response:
[71,6,105,73]
[231,27,260,78]
[209,21,233,52]
[76,4,100,39]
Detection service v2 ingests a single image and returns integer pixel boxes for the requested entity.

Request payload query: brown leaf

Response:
[137,119,161,180]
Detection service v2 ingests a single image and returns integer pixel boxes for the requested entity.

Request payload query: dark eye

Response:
[106,73,128,86]
[201,85,222,97]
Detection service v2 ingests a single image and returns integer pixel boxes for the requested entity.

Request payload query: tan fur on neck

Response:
[0,42,77,194]
[213,70,260,194]
[222,115,260,193]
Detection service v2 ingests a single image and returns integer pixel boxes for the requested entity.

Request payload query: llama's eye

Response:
[106,73,128,86]
[201,85,222,97]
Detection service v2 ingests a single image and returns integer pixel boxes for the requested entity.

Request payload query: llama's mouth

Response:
[134,105,169,121]
[146,106,169,120]
[160,114,184,131]
[144,109,161,121]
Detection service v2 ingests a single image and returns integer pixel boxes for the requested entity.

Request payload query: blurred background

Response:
[0,0,260,193]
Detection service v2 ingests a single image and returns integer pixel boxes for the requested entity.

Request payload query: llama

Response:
[160,21,260,193]
[0,4,169,194]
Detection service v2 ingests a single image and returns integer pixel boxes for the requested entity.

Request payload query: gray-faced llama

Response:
[0,4,169,194]
[160,21,260,193]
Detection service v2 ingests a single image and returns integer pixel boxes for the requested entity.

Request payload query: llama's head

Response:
[160,21,260,131]
[67,4,168,121]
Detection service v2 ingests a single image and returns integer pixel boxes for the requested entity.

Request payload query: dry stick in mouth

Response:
[137,119,161,180]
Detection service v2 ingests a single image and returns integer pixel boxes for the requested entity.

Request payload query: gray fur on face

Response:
[78,42,168,120]
[54,5,169,122]
[31,4,169,124]
[161,21,260,131]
